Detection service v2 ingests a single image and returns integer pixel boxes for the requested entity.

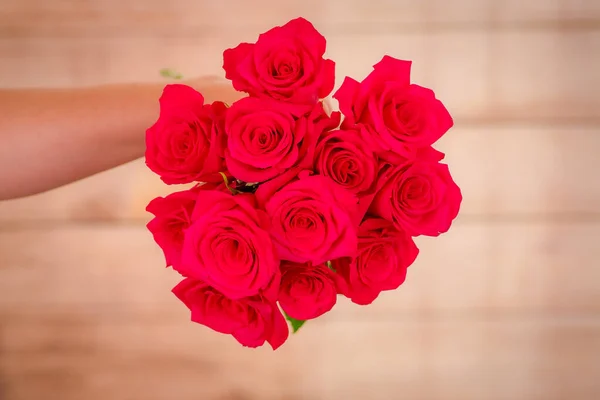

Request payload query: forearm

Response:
[0,83,160,200]
[0,79,240,200]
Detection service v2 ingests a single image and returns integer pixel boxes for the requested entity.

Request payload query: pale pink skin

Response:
[173,277,289,350]
[145,84,228,184]
[180,190,280,301]
[278,261,338,320]
[332,218,419,305]
[333,55,453,158]
[261,171,359,265]
[223,17,335,104]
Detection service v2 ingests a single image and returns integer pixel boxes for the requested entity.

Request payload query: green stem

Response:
[159,68,184,80]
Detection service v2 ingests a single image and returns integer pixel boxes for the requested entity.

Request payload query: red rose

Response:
[223,17,335,104]
[333,56,452,157]
[278,261,337,320]
[314,128,379,195]
[173,277,288,350]
[370,153,462,237]
[225,97,339,183]
[146,187,199,269]
[332,218,419,305]
[145,84,227,184]
[180,190,280,300]
[260,171,358,264]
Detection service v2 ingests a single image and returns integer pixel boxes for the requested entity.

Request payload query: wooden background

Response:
[0,1,599,399]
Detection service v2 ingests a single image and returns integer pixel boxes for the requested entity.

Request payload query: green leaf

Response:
[284,312,306,334]
[159,68,184,80]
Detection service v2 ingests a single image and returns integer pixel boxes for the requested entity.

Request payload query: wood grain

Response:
[1,221,598,317]
[1,125,597,222]
[1,0,598,39]
[0,1,598,399]
[1,313,599,400]
[1,31,597,123]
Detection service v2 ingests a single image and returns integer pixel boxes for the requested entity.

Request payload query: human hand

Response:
[183,75,247,106]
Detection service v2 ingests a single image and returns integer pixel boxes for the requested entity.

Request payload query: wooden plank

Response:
[1,0,598,40]
[1,30,598,124]
[492,0,561,23]
[328,29,600,123]
[486,29,599,122]
[0,125,597,222]
[0,0,424,37]
[1,221,599,317]
[436,125,600,216]
[312,317,600,400]
[1,314,599,400]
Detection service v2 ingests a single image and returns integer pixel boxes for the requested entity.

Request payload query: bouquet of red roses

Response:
[145,17,461,350]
